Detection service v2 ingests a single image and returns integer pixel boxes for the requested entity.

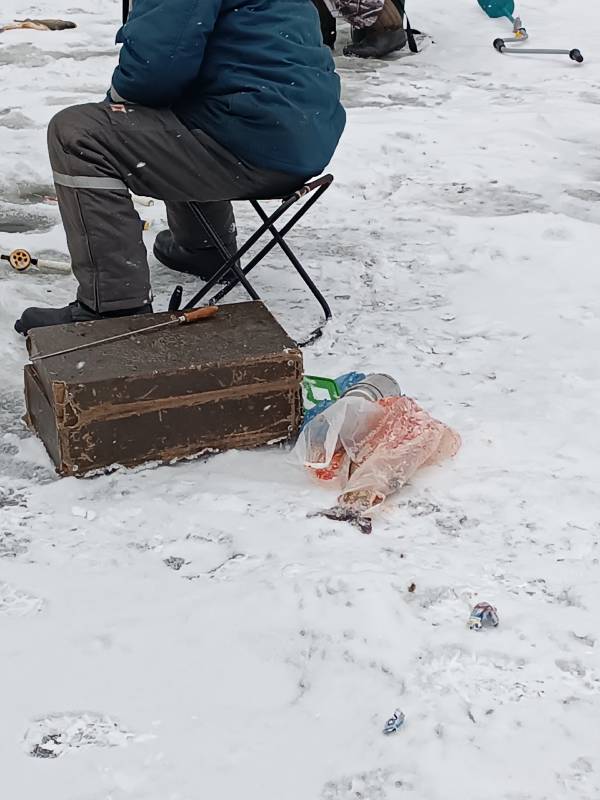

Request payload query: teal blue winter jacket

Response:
[111,0,345,176]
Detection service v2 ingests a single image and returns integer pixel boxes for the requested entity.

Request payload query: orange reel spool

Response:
[8,249,33,272]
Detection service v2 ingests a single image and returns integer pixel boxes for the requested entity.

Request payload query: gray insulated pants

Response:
[48,102,304,312]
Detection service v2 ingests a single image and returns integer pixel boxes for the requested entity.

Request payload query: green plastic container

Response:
[302,375,340,410]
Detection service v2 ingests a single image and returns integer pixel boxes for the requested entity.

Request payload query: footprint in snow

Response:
[24,712,134,759]
[564,187,600,203]
[322,767,409,799]
[183,553,260,580]
[0,582,44,616]
[0,530,30,559]
[0,487,27,509]
[0,110,39,129]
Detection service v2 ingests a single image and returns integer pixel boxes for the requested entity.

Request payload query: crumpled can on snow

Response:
[468,602,499,630]
[383,708,405,735]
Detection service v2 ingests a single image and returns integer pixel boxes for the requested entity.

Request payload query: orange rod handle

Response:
[180,306,219,324]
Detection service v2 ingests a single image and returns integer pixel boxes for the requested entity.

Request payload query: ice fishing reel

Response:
[1,248,33,272]
[1,248,71,273]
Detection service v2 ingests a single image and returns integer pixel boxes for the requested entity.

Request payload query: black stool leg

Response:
[247,197,332,322]
[211,184,332,322]
[186,202,260,302]
[209,193,332,347]
[183,196,297,310]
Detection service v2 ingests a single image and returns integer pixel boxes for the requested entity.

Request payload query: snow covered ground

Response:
[1,0,600,797]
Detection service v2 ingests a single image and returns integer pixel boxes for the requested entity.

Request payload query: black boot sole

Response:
[343,28,407,58]
[343,40,406,57]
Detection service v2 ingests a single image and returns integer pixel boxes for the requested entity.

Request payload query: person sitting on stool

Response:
[15,0,345,335]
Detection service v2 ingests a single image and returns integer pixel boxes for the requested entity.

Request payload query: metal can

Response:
[468,602,499,630]
[341,373,401,402]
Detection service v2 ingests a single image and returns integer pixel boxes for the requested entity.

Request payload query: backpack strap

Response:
[122,0,133,24]
[405,14,420,53]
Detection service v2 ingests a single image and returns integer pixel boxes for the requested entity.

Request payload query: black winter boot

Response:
[15,300,153,336]
[344,0,407,58]
[343,27,407,58]
[153,230,237,283]
[350,27,368,44]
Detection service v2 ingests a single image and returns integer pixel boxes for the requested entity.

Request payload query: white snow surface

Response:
[1,0,600,797]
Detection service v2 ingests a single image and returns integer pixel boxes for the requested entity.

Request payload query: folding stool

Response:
[171,174,334,346]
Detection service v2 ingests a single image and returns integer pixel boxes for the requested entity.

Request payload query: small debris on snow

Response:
[71,506,97,521]
[164,556,186,571]
[308,505,373,535]
[383,709,405,735]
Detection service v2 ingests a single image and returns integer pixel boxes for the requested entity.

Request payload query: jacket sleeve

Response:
[111,0,221,107]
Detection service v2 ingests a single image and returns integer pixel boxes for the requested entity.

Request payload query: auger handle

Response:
[493,39,584,61]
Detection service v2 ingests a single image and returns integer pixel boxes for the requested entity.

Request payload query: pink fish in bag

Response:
[296,395,461,532]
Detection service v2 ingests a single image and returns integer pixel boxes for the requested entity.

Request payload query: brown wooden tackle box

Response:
[24,301,303,476]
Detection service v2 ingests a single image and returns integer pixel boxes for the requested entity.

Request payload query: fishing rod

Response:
[1,248,70,273]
